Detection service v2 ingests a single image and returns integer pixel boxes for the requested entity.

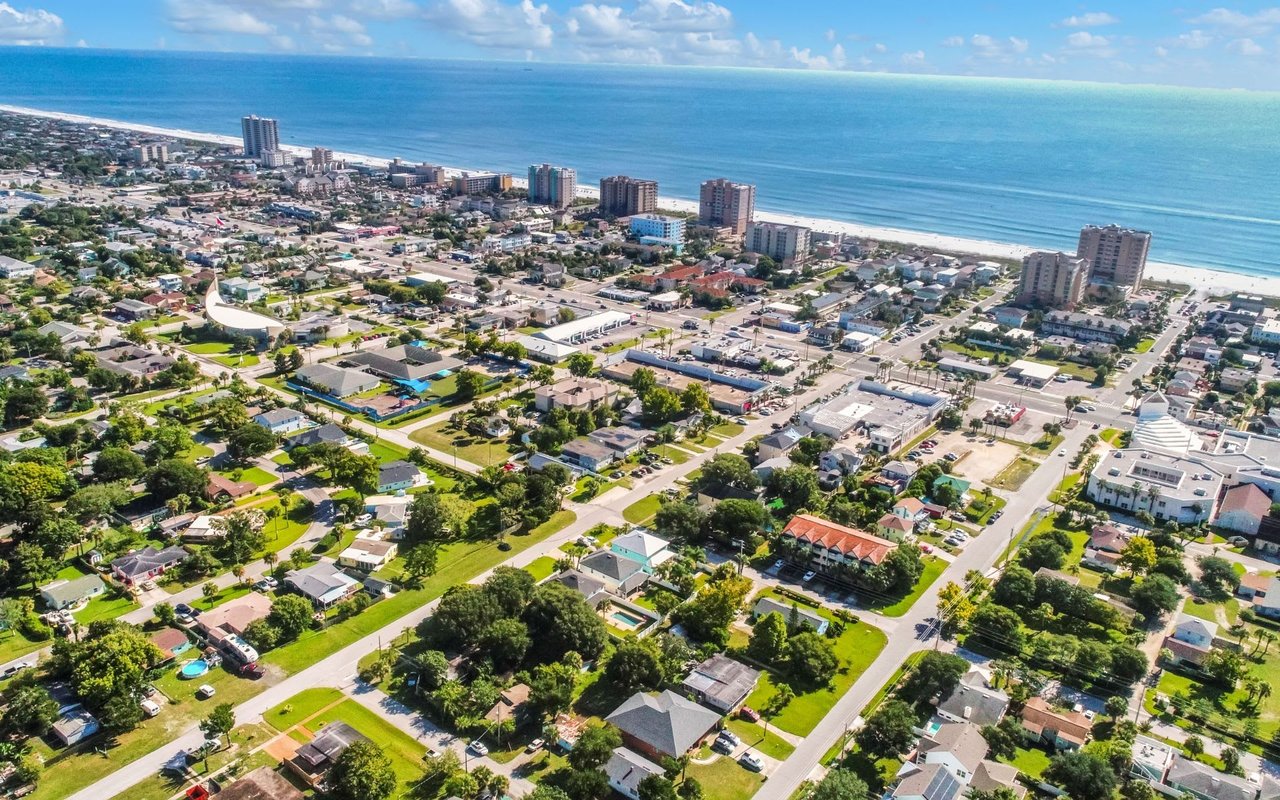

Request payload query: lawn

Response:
[303,699,428,791]
[408,420,517,468]
[623,494,663,525]
[743,600,888,736]
[525,556,561,582]
[106,722,278,800]
[867,556,945,617]
[266,687,345,731]
[1135,337,1157,354]
[264,510,575,674]
[710,422,745,438]
[988,456,1039,491]
[184,341,236,355]
[193,583,252,612]
[216,466,277,487]
[684,755,766,800]
[651,444,690,464]
[1049,473,1082,503]
[724,717,795,760]
[74,592,139,624]
[1003,743,1053,779]
[1099,428,1129,447]
[0,629,45,666]
[213,353,260,368]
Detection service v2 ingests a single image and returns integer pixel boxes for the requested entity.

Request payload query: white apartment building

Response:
[1087,448,1223,524]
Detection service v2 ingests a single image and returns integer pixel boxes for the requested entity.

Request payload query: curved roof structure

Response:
[1132,392,1201,455]
[204,281,286,340]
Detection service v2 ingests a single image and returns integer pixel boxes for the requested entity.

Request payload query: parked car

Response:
[711,738,734,755]
[1,661,34,680]
[739,752,765,772]
[526,738,545,753]
[468,740,489,756]
[196,684,216,699]
[802,570,817,582]
[140,699,161,718]
[717,730,743,749]
[739,706,760,723]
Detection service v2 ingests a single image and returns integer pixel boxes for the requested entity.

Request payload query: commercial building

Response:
[451,172,513,195]
[529,163,577,208]
[600,175,657,217]
[1016,251,1088,310]
[1078,224,1151,293]
[629,214,686,253]
[1040,310,1133,344]
[294,363,381,398]
[744,221,811,264]
[698,178,755,235]
[799,379,948,453]
[240,115,279,159]
[1087,448,1223,524]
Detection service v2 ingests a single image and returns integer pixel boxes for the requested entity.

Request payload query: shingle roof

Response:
[605,747,666,797]
[378,460,420,486]
[919,722,989,772]
[1020,697,1092,745]
[605,690,722,758]
[681,654,760,709]
[1168,755,1258,800]
[111,545,188,579]
[287,422,349,447]
[936,675,1009,727]
[1219,483,1271,519]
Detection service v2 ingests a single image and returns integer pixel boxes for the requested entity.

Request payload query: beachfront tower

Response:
[528,164,577,209]
[745,221,811,265]
[599,175,658,217]
[699,178,755,236]
[241,115,280,159]
[1078,224,1152,296]
[1017,251,1088,310]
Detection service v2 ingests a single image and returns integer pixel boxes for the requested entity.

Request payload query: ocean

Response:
[3,47,1279,277]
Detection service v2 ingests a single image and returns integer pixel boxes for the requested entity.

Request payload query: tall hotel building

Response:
[699,178,755,235]
[528,164,577,209]
[1078,224,1152,294]
[599,175,658,217]
[240,115,280,159]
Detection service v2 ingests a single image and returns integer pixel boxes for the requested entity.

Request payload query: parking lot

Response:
[904,426,1025,488]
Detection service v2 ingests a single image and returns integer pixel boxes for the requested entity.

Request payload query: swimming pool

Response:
[179,658,210,679]
[611,610,645,629]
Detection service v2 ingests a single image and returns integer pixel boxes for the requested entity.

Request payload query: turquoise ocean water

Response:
[2,47,1278,276]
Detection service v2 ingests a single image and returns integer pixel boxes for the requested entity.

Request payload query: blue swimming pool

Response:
[179,658,210,679]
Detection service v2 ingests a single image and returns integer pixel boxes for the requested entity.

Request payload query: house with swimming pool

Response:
[609,530,674,574]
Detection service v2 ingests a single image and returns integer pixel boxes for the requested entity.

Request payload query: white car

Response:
[739,752,765,772]
[196,684,216,699]
[140,699,161,717]
[468,740,489,756]
[802,570,817,582]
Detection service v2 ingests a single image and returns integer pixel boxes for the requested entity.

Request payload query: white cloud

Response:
[900,49,925,65]
[1154,45,1169,57]
[348,0,420,18]
[1059,12,1119,28]
[167,1,275,36]
[965,33,1031,62]
[0,1,62,44]
[1228,36,1265,55]
[423,0,553,50]
[1009,36,1029,53]
[1066,31,1109,48]
[941,35,963,47]
[824,28,835,42]
[872,42,887,53]
[1174,29,1213,49]
[306,12,373,47]
[1190,7,1280,35]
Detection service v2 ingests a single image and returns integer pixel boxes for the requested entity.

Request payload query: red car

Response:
[738,706,760,723]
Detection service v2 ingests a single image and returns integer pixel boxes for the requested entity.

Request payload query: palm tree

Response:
[1258,682,1273,706]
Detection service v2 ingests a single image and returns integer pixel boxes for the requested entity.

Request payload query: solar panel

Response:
[924,767,962,800]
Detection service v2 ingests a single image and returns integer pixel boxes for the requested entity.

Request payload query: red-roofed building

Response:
[656,265,705,290]
[779,514,897,575]
[142,291,187,311]
[1089,523,1128,554]
[1216,483,1271,536]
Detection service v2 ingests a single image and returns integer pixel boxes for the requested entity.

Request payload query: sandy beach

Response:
[2,102,1271,298]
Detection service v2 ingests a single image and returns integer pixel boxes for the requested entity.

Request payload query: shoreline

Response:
[1,102,1272,298]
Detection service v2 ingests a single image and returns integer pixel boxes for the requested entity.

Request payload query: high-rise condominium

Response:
[599,176,658,217]
[699,178,755,235]
[1017,251,1088,310]
[241,115,280,159]
[528,164,577,209]
[1078,224,1152,292]
[745,222,811,264]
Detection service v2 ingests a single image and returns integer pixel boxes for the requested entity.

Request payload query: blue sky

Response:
[3,1,1280,89]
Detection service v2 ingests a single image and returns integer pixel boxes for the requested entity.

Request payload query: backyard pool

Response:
[178,658,211,679]
[610,609,645,630]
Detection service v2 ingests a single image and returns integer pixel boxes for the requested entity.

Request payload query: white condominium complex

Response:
[528,163,577,209]
[599,175,658,217]
[1016,251,1088,310]
[744,221,811,264]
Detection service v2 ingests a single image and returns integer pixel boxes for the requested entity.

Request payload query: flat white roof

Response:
[536,310,631,344]
[1008,359,1059,380]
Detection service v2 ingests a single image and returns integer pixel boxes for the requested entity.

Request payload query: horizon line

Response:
[2,43,1277,97]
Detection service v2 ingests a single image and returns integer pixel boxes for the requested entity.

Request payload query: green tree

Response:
[1117,536,1157,576]
[145,458,208,501]
[93,446,147,482]
[969,604,1025,653]
[1,685,59,736]
[4,382,49,425]
[896,651,970,705]
[454,368,486,401]
[606,638,666,693]
[653,501,706,543]
[1044,751,1117,800]
[1197,555,1240,599]
[522,582,609,663]
[855,699,917,758]
[697,453,759,490]
[478,618,531,671]
[811,768,869,800]
[198,703,236,766]
[402,543,440,586]
[266,594,315,641]
[787,631,839,689]
[642,386,684,424]
[227,422,278,461]
[748,611,790,665]
[566,352,595,377]
[1130,574,1180,618]
[567,723,621,771]
[214,511,266,565]
[767,466,821,513]
[638,775,679,800]
[328,740,397,800]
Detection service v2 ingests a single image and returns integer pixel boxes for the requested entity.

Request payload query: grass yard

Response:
[408,420,517,468]
[525,555,561,582]
[988,456,1039,491]
[623,494,663,525]
[74,592,139,624]
[1003,743,1053,779]
[106,722,278,800]
[868,556,945,617]
[264,510,574,675]
[1049,473,1082,503]
[743,603,888,736]
[213,353,260,368]
[305,700,428,791]
[724,717,795,760]
[685,755,766,800]
[216,466,277,487]
[266,687,345,731]
[1135,337,1157,353]
[1099,428,1130,447]
[710,421,745,438]
[184,341,236,355]
[0,629,45,666]
[651,444,690,464]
